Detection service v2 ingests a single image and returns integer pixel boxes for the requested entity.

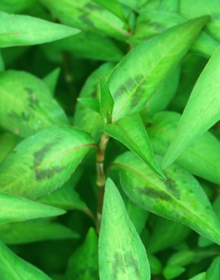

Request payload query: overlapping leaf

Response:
[43,68,61,96]
[39,0,129,40]
[111,152,220,245]
[66,228,98,280]
[0,125,95,199]
[0,11,80,48]
[188,273,206,280]
[0,132,21,164]
[162,45,220,169]
[0,70,69,137]
[148,111,220,184]
[99,178,150,280]
[0,239,52,280]
[108,16,208,121]
[103,113,165,178]
[0,191,65,224]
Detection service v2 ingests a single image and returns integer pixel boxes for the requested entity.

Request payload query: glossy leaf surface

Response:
[162,45,220,169]
[108,16,208,121]
[66,228,98,280]
[148,111,220,184]
[0,239,52,280]
[0,70,69,137]
[0,191,65,225]
[0,221,78,244]
[40,0,129,40]
[99,178,150,280]
[104,114,165,178]
[0,125,95,199]
[0,11,79,47]
[111,152,220,245]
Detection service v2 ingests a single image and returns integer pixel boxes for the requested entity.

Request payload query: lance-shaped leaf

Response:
[206,257,220,280]
[111,152,220,245]
[99,76,114,124]
[0,70,69,137]
[163,265,185,279]
[0,239,52,280]
[108,16,208,121]
[0,191,65,225]
[43,68,61,97]
[0,221,78,244]
[77,98,100,114]
[0,11,80,48]
[99,178,150,280]
[0,125,96,199]
[162,45,220,169]
[66,228,98,280]
[147,111,220,184]
[103,114,165,178]
[188,273,206,280]
[39,0,129,41]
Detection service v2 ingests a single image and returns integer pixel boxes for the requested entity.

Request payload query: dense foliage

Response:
[0,0,220,279]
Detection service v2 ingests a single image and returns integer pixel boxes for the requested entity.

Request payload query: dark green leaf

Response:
[0,0,35,13]
[0,239,52,280]
[108,16,208,121]
[48,32,124,62]
[0,125,95,199]
[0,221,79,244]
[148,111,220,184]
[111,152,220,245]
[104,114,165,178]
[40,0,129,40]
[0,70,69,137]
[148,255,162,275]
[77,98,100,114]
[0,50,4,71]
[162,45,220,169]
[43,68,61,96]
[99,76,114,124]
[66,228,98,280]
[99,178,150,280]
[163,265,185,280]
[0,191,65,224]
[0,11,80,47]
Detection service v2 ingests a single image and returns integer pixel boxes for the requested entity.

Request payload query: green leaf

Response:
[74,62,115,141]
[0,239,52,280]
[103,114,165,178]
[77,98,100,114]
[148,111,220,184]
[0,0,35,13]
[0,132,21,164]
[148,255,162,275]
[0,50,5,71]
[0,125,95,199]
[163,265,185,280]
[111,151,220,245]
[39,0,129,40]
[188,273,206,280]
[147,217,191,254]
[0,11,80,48]
[0,70,69,137]
[0,191,65,225]
[206,256,220,280]
[162,45,220,169]
[99,178,150,280]
[108,16,208,121]
[0,221,79,244]
[43,68,61,96]
[158,0,180,12]
[66,228,98,280]
[167,250,195,266]
[48,32,124,62]
[99,76,114,124]
[92,0,127,23]
[146,66,180,116]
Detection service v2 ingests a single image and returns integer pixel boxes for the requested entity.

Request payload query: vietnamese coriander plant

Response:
[1,0,220,279]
